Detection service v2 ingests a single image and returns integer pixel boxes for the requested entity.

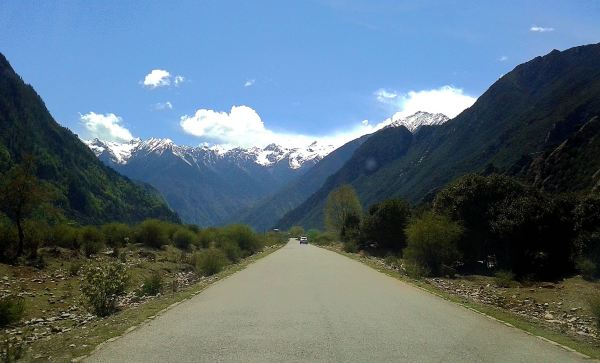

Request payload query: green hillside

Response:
[0,53,178,224]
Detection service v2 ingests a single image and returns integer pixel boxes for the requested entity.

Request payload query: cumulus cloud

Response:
[244,79,256,87]
[142,69,185,88]
[80,112,134,142]
[180,86,477,149]
[154,101,173,111]
[375,85,476,119]
[530,26,554,32]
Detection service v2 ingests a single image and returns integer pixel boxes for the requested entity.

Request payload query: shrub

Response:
[343,239,358,253]
[313,232,335,246]
[172,228,196,250]
[589,294,600,329]
[404,213,463,277]
[494,270,516,288]
[361,198,411,253]
[78,226,105,257]
[81,261,128,316]
[384,255,400,269]
[101,223,131,247]
[141,271,162,296]
[68,261,82,276]
[403,260,429,279]
[135,219,169,248]
[51,224,79,249]
[217,239,242,263]
[221,225,263,256]
[194,249,228,276]
[576,258,597,281]
[0,296,24,327]
[288,226,305,238]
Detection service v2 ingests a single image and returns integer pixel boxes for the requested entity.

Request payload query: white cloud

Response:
[80,112,134,142]
[142,69,185,88]
[180,86,477,149]
[375,85,476,119]
[499,55,508,62]
[244,79,256,87]
[530,26,554,33]
[154,101,173,111]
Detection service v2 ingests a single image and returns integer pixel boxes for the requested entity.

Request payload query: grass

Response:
[8,244,283,362]
[320,243,600,359]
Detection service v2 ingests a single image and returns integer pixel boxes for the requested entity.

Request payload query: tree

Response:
[404,213,463,277]
[324,184,362,236]
[288,226,305,238]
[0,157,51,258]
[360,198,411,253]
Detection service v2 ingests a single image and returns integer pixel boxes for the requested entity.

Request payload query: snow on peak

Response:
[390,111,449,132]
[85,138,336,170]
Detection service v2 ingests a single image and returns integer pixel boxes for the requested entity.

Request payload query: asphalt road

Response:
[87,240,589,362]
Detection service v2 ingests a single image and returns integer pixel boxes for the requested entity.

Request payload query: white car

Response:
[299,236,308,244]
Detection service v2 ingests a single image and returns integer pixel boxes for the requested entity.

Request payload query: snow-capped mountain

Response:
[389,111,449,132]
[85,138,334,170]
[84,137,335,227]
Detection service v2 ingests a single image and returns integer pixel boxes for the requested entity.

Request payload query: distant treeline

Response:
[320,174,600,281]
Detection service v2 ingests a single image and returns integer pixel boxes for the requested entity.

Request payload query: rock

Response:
[69,344,76,348]
[544,312,555,320]
[541,282,555,289]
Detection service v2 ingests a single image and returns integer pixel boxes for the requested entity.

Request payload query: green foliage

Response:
[313,232,335,246]
[141,271,162,296]
[216,239,242,263]
[261,231,287,247]
[50,224,79,249]
[433,174,575,279]
[78,226,105,257]
[383,255,400,269]
[194,248,228,276]
[576,258,597,281]
[101,223,131,247]
[81,261,128,316]
[68,261,82,277]
[172,228,196,250]
[494,270,517,288]
[135,219,170,248]
[404,213,463,277]
[220,224,263,256]
[0,296,24,327]
[324,184,362,236]
[288,226,305,238]
[360,198,411,253]
[589,294,600,329]
[340,213,361,248]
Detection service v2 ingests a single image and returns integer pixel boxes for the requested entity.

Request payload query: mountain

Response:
[388,111,449,132]
[280,42,600,229]
[236,134,370,231]
[0,53,179,224]
[86,137,335,226]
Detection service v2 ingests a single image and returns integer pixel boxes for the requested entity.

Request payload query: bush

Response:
[343,239,358,253]
[313,232,335,246]
[172,228,196,250]
[494,270,516,288]
[576,258,597,281]
[141,271,162,296]
[403,260,429,279]
[361,198,411,253]
[404,213,463,277]
[135,219,169,248]
[101,223,131,247]
[194,249,228,276]
[51,224,79,249]
[288,226,305,238]
[0,296,24,327]
[221,225,263,256]
[68,261,82,276]
[384,255,400,269]
[217,239,242,263]
[589,294,600,329]
[78,226,105,257]
[81,261,128,316]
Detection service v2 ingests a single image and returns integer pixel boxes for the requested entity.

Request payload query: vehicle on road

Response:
[299,236,308,244]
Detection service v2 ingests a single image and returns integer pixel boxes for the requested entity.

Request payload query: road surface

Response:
[87,240,589,362]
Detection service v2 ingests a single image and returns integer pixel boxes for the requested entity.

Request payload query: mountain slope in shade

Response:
[236,134,370,231]
[0,53,179,224]
[279,42,600,229]
[86,138,335,226]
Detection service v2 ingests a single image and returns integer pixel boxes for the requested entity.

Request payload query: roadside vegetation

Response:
[0,164,288,361]
[314,177,600,352]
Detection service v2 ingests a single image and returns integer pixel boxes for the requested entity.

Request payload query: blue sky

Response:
[2,0,600,148]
